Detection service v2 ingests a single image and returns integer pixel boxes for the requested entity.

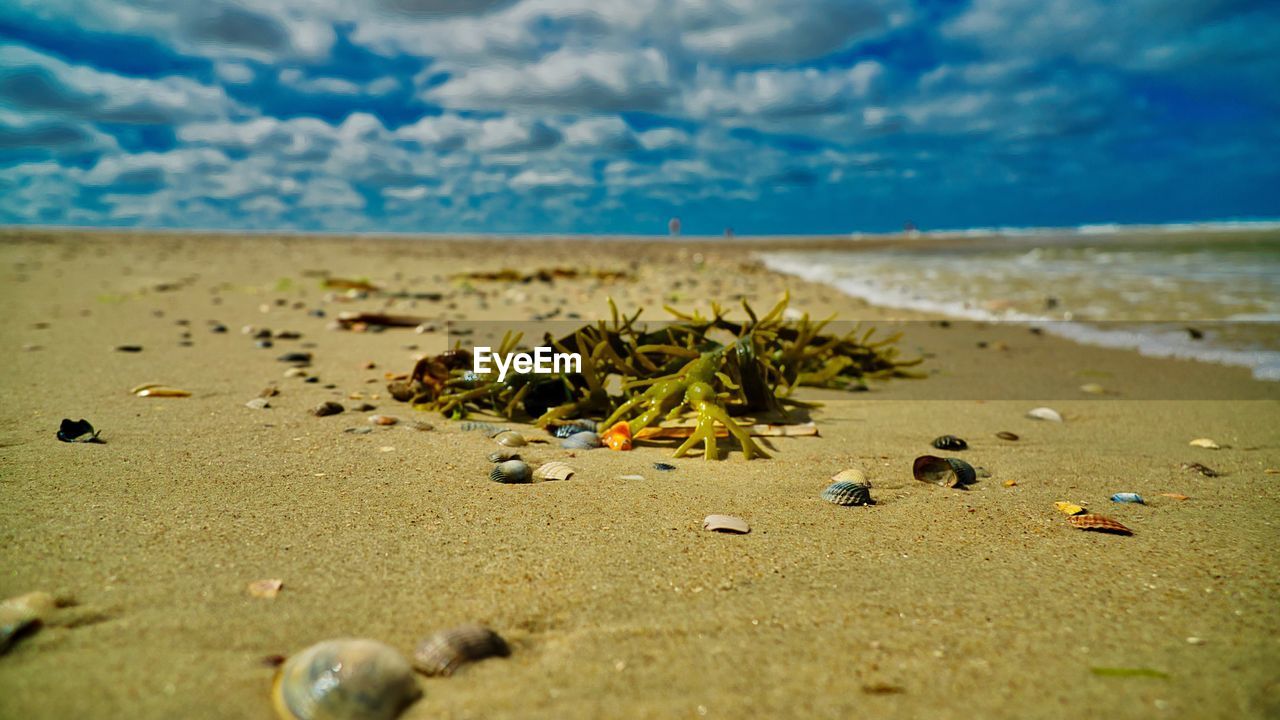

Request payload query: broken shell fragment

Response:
[494,431,527,448]
[1054,502,1087,516]
[821,481,874,506]
[830,468,868,485]
[931,435,967,451]
[1026,407,1063,422]
[1189,438,1220,449]
[1110,493,1145,504]
[1,591,58,654]
[56,418,103,443]
[601,421,633,451]
[1068,514,1132,535]
[533,461,575,482]
[489,460,532,484]
[560,431,601,450]
[248,579,284,599]
[912,455,977,488]
[312,401,344,417]
[412,624,510,677]
[272,638,420,720]
[703,514,750,534]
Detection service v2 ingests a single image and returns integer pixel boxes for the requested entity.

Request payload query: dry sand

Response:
[1,230,1278,719]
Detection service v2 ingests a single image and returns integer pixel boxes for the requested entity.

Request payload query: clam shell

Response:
[560,431,601,450]
[551,419,598,438]
[830,468,868,484]
[703,514,750,534]
[1,591,58,654]
[1189,438,1220,449]
[1026,407,1063,422]
[489,460,532,484]
[931,435,968,451]
[1068,514,1132,535]
[487,450,520,463]
[912,455,977,488]
[412,624,510,677]
[494,431,527,448]
[461,421,507,435]
[533,461,575,482]
[271,638,420,720]
[312,401,344,417]
[821,481,874,506]
[1110,493,1145,504]
[996,431,1019,441]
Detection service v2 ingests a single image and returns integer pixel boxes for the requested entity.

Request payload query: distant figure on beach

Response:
[724,227,734,239]
[668,217,681,236]
[903,220,919,237]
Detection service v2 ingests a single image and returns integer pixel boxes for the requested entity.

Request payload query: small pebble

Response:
[210,324,227,333]
[115,345,143,352]
[369,415,397,426]
[352,402,377,412]
[245,398,270,410]
[312,401,344,417]
[345,427,373,434]
[255,339,274,349]
[283,367,308,378]
[276,352,312,364]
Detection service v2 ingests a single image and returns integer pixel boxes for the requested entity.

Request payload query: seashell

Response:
[601,421,633,451]
[1002,479,1017,487]
[1026,407,1063,422]
[461,421,506,435]
[1180,462,1219,477]
[617,474,645,481]
[533,461,575,482]
[652,462,676,472]
[487,450,520,463]
[1159,493,1190,501]
[830,468,868,484]
[56,418,102,443]
[312,401,344,417]
[247,579,283,599]
[912,455,976,488]
[284,367,309,378]
[412,624,510,677]
[1110,493,1145,504]
[1054,502,1087,516]
[489,460,532,484]
[246,398,271,410]
[821,481,874,506]
[272,638,420,720]
[560,431,601,450]
[345,427,373,435]
[1079,383,1106,395]
[369,415,398,426]
[995,431,1019,441]
[551,419,598,438]
[1068,514,1132,535]
[1189,438,1220,449]
[1,591,58,654]
[931,435,967,451]
[703,514,750,534]
[135,386,192,397]
[277,352,312,365]
[408,421,434,432]
[493,431,527,448]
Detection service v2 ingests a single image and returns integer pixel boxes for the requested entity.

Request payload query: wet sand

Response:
[1,229,1278,719]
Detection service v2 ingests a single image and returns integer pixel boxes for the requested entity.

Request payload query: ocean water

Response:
[758,225,1280,380]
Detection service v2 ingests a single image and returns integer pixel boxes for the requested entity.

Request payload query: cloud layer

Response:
[1,0,1277,233]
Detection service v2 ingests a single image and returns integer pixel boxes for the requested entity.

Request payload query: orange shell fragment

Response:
[601,421,633,451]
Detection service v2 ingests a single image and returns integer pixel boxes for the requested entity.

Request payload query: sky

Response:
[1,0,1277,235]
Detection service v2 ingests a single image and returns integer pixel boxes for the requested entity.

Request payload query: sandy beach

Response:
[1,229,1278,719]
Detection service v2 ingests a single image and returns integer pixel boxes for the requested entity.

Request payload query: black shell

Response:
[931,435,968,451]
[912,455,977,488]
[56,418,102,443]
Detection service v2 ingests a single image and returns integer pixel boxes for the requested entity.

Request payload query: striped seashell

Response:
[551,419,598,438]
[703,514,750,534]
[412,624,510,677]
[1068,514,1133,535]
[931,435,967,451]
[460,421,507,435]
[487,450,520,463]
[830,468,868,484]
[821,481,874,506]
[493,431,527,447]
[272,638,420,720]
[560,431,601,449]
[489,460,532,484]
[912,455,977,488]
[533,461,575,482]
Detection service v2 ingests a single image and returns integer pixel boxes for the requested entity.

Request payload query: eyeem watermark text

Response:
[473,346,582,382]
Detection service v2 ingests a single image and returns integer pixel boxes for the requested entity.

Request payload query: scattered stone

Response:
[255,339,275,349]
[312,401,344,417]
[277,351,312,364]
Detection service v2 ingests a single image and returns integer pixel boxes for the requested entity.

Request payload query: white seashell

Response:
[1189,438,1220,449]
[1026,407,1063,422]
[830,468,868,485]
[703,514,750,534]
[533,462,575,482]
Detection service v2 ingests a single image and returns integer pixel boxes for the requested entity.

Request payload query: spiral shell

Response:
[821,481,874,506]
[560,431,601,450]
[494,431,527,448]
[489,460,532,484]
[412,624,510,677]
[271,638,420,720]
[1068,514,1133,535]
[912,455,976,488]
[533,462,575,482]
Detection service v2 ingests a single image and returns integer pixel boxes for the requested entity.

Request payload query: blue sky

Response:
[1,0,1277,235]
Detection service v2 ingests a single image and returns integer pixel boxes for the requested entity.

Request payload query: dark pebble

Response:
[255,339,274,349]
[178,340,193,347]
[115,345,143,352]
[304,377,319,384]
[352,402,376,412]
[210,324,228,333]
[274,330,302,340]
[309,309,326,317]
[277,352,313,364]
[932,435,968,451]
[253,328,272,339]
[312,401,344,417]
